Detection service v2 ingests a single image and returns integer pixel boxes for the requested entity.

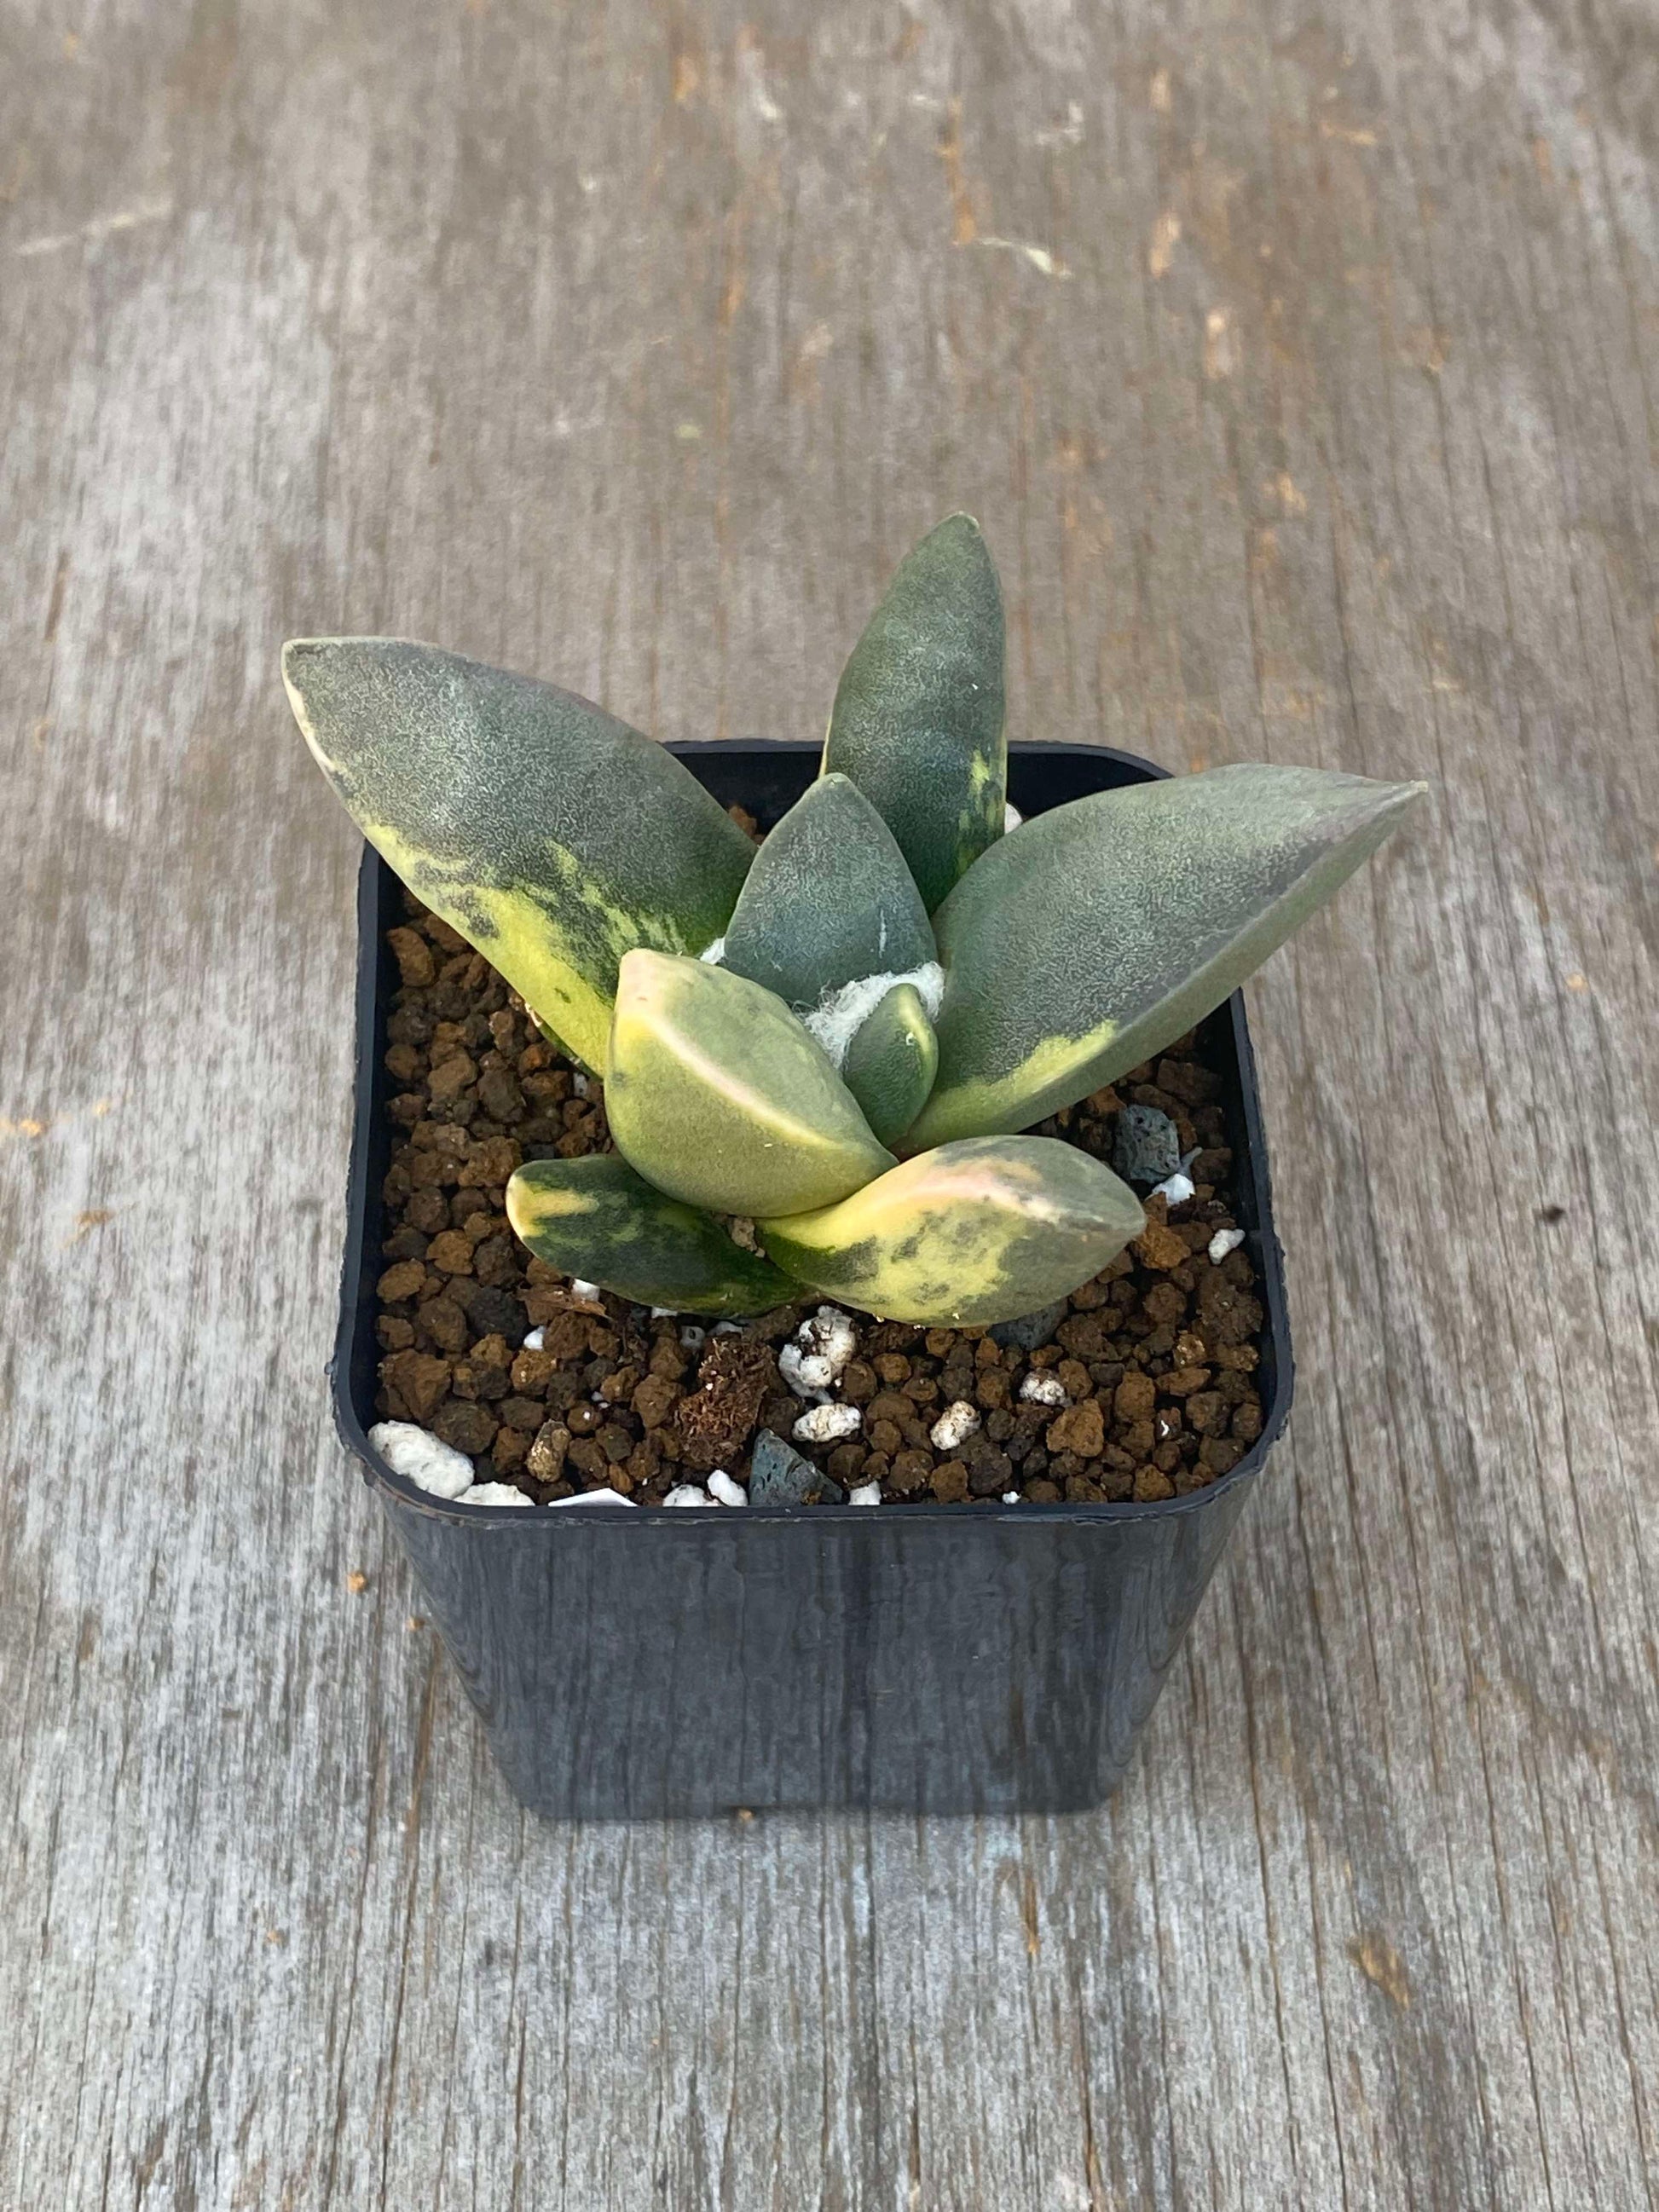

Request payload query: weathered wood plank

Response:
[2,0,1656,2205]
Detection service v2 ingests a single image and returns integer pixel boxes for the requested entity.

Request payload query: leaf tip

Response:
[502,1168,537,1243]
[1351,772,1431,846]
[280,638,336,764]
[615,944,679,1001]
[922,510,996,573]
[280,633,355,687]
[280,636,397,762]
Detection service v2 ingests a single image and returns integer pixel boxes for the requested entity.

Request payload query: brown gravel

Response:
[370,875,1268,1507]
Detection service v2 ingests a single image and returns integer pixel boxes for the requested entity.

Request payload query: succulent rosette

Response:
[287,517,1422,1325]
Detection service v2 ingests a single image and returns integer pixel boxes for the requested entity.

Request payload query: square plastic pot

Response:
[332,741,1294,1817]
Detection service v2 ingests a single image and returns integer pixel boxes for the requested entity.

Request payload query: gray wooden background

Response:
[3,0,1656,2203]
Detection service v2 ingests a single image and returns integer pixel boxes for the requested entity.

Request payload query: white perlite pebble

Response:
[1151,1170,1196,1207]
[779,1343,835,1397]
[458,1481,533,1507]
[707,1470,749,1508]
[801,1305,856,1372]
[801,962,945,1070]
[847,1483,882,1506]
[546,1487,637,1509]
[1002,1491,1021,1505]
[779,1307,859,1398]
[1019,1372,1068,1407]
[522,1325,546,1351]
[930,1400,981,1453]
[1208,1227,1246,1264]
[662,1484,711,1508]
[650,1306,679,1320]
[571,1071,592,1099]
[570,1278,602,1302]
[679,1324,708,1351]
[713,1320,743,1335]
[793,1402,863,1445]
[1004,801,1024,832]
[698,935,726,965]
[368,1421,474,1500]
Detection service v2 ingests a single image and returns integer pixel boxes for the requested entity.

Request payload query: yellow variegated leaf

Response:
[907,765,1425,1149]
[284,638,754,1067]
[760,1137,1143,1325]
[605,950,894,1218]
[506,1155,801,1316]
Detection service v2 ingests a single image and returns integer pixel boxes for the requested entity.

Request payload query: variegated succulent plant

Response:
[286,517,1424,1326]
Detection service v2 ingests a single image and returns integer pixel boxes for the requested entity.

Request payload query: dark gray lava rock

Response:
[1111,1104,1182,1187]
[748,1429,847,1507]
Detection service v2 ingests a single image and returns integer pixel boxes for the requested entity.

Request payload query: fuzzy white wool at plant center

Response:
[801,962,944,1071]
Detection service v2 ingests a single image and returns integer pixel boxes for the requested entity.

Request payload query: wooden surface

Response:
[3,0,1656,2203]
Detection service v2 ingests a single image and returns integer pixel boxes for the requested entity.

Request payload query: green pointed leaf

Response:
[506,1154,801,1316]
[824,514,1006,911]
[906,765,1426,1150]
[842,982,938,1149]
[718,774,935,1013]
[760,1138,1144,1326]
[284,638,754,1068]
[605,950,894,1217]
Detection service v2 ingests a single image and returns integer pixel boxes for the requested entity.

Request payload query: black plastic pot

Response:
[332,742,1294,1816]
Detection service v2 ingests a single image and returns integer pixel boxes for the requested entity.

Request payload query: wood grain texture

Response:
[3,0,1656,2203]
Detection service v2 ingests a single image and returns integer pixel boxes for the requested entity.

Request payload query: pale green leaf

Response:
[718,773,934,1014]
[907,765,1425,1149]
[823,515,1006,911]
[842,982,938,1149]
